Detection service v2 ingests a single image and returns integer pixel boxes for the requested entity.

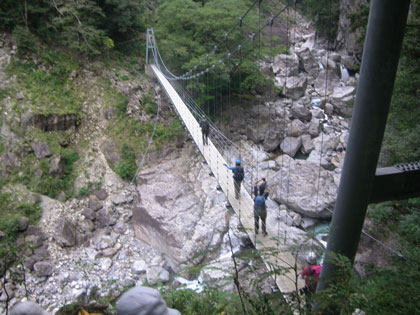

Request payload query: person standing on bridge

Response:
[199,114,210,145]
[253,183,267,236]
[224,160,244,199]
[254,177,269,198]
[300,252,322,295]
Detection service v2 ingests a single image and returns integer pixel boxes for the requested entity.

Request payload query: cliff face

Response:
[336,0,370,68]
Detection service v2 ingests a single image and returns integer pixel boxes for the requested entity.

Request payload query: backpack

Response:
[233,166,244,181]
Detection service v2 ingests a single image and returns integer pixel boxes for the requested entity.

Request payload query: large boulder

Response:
[272,53,299,77]
[280,137,302,157]
[330,85,356,116]
[314,69,340,96]
[31,142,52,159]
[49,154,66,177]
[133,146,228,274]
[290,103,312,122]
[33,261,54,277]
[53,219,77,247]
[287,119,307,137]
[284,75,307,100]
[272,155,339,218]
[263,130,283,152]
[88,195,103,211]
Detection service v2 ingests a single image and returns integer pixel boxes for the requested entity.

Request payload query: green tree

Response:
[96,0,146,42]
[155,0,270,103]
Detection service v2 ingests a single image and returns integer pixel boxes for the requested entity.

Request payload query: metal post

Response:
[146,28,150,65]
[316,0,410,309]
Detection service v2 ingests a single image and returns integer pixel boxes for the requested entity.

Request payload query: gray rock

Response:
[272,53,299,77]
[88,195,103,211]
[95,234,116,250]
[96,208,110,228]
[133,150,228,274]
[102,246,120,257]
[33,261,54,277]
[79,219,95,233]
[330,85,356,116]
[301,134,315,154]
[290,103,312,122]
[31,142,52,159]
[296,47,318,74]
[24,257,36,270]
[4,152,19,169]
[25,225,42,236]
[308,120,321,137]
[16,92,24,100]
[49,154,66,177]
[9,301,49,315]
[272,155,338,218]
[263,130,282,152]
[314,69,340,95]
[284,75,307,100]
[25,235,44,248]
[292,213,302,227]
[324,103,334,115]
[18,216,29,231]
[0,283,15,301]
[111,193,126,205]
[132,260,147,274]
[99,257,113,271]
[56,191,67,201]
[54,219,77,247]
[81,208,96,221]
[280,137,302,157]
[113,221,126,234]
[93,189,108,201]
[279,210,293,226]
[146,266,169,285]
[287,119,307,137]
[33,245,49,257]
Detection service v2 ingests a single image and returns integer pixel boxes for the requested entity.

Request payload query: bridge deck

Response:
[150,65,304,294]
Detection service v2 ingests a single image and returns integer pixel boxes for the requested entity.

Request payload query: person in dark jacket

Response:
[199,115,210,145]
[253,187,267,236]
[224,159,244,199]
[254,177,269,198]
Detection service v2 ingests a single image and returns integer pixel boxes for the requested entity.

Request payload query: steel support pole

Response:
[315,0,410,309]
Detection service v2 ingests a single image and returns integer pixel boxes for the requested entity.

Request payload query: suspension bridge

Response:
[140,0,417,313]
[145,11,306,293]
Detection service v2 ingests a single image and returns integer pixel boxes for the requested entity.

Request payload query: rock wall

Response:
[336,0,370,68]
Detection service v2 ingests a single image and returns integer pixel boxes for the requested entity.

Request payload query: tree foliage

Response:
[155,0,271,98]
[0,0,147,56]
[380,1,420,165]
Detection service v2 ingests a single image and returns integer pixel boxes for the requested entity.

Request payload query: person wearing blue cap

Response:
[224,159,244,199]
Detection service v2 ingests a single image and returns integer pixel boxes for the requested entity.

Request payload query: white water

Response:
[340,63,350,81]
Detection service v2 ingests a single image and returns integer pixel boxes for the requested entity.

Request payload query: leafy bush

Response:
[398,209,420,244]
[367,202,394,225]
[145,102,158,116]
[116,144,137,180]
[12,26,36,56]
[78,187,89,197]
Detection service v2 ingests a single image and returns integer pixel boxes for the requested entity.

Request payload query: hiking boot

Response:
[262,231,268,236]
